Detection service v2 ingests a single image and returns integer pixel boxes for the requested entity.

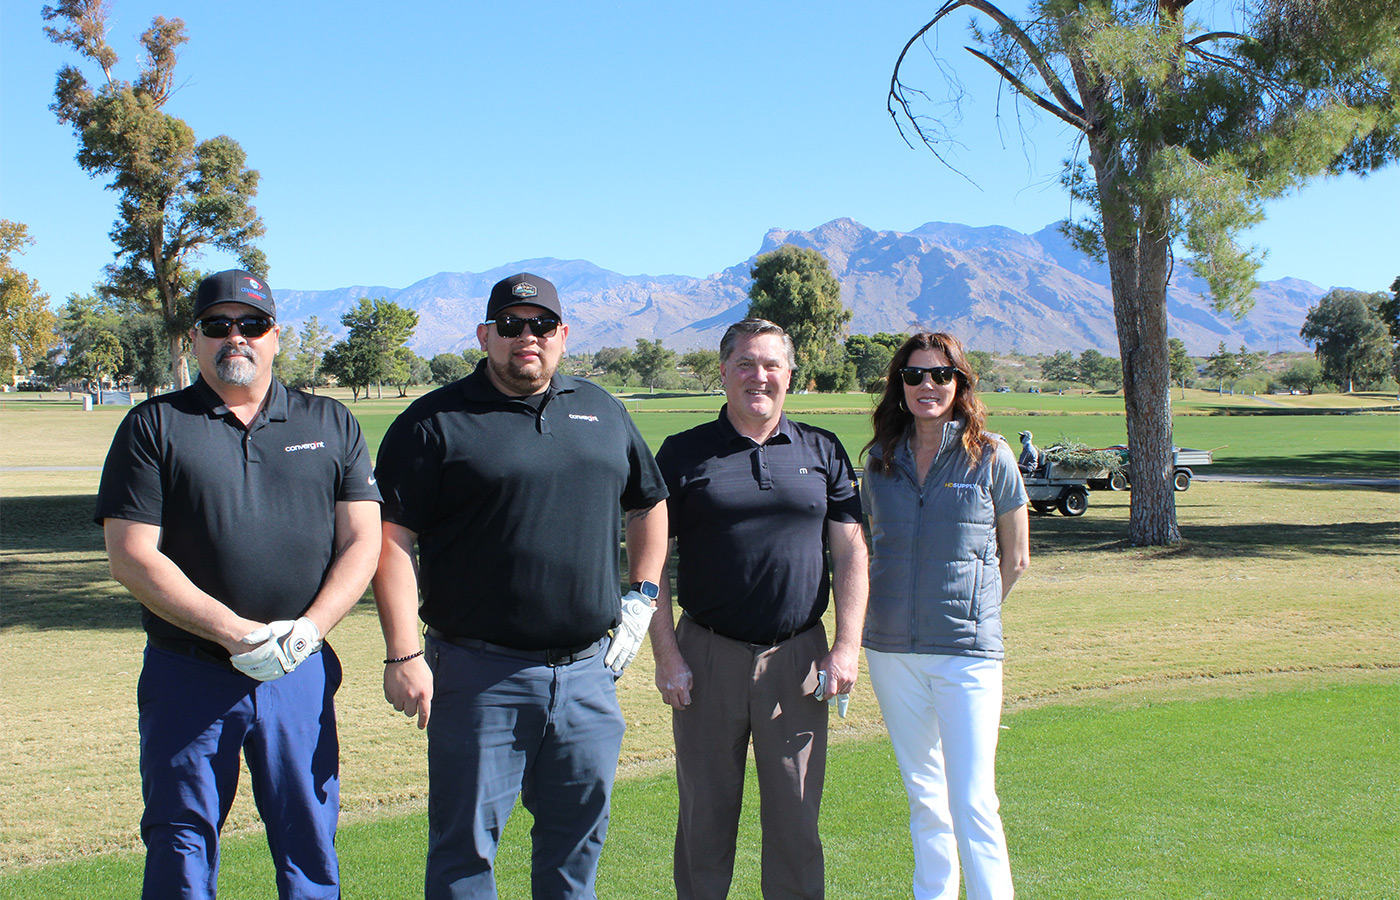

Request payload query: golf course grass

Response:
[1,388,1395,897]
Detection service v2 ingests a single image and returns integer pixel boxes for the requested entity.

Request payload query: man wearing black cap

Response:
[96,268,383,899]
[373,272,669,899]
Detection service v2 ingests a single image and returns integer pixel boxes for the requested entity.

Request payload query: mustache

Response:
[216,346,255,363]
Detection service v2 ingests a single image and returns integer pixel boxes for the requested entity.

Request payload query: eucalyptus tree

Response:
[430,352,470,385]
[889,0,1399,544]
[336,297,418,398]
[680,349,722,392]
[0,220,58,383]
[747,245,851,390]
[631,338,677,392]
[1167,337,1192,397]
[45,1,265,389]
[1300,289,1392,391]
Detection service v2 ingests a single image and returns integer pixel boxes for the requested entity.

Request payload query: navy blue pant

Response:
[138,642,342,899]
[424,636,626,900]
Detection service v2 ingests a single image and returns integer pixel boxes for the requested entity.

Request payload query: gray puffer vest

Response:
[862,419,1006,659]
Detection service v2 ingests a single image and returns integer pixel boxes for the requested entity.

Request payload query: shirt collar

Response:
[897,415,966,467]
[714,404,794,447]
[191,376,287,423]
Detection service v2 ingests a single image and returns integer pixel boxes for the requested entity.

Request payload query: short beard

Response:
[487,354,554,396]
[214,348,259,387]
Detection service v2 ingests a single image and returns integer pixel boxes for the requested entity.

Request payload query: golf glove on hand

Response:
[231,617,322,681]
[604,591,655,673]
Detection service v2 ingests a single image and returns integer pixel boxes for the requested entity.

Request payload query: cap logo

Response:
[512,282,538,298]
[247,278,263,290]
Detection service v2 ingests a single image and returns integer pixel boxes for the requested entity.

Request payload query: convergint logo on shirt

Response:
[285,441,327,452]
[568,414,600,423]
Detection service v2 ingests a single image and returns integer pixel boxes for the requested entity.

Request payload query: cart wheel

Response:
[1109,471,1130,491]
[1031,501,1053,515]
[1058,489,1088,517]
[1173,468,1193,492]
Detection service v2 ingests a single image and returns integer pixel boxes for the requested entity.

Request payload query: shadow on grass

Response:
[1,494,141,631]
[1209,449,1400,478]
[616,391,705,401]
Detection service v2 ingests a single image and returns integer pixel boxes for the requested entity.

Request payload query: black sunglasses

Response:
[195,316,275,339]
[486,314,560,338]
[899,365,960,386]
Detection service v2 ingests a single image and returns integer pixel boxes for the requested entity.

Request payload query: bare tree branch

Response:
[966,47,1089,130]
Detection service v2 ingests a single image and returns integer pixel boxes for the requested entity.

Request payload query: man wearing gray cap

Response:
[373,272,669,899]
[96,268,382,898]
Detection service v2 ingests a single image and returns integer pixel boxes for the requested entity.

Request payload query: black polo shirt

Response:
[374,362,668,650]
[656,407,861,644]
[95,377,381,648]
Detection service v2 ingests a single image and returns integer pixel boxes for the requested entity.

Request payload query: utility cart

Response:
[1016,430,1098,516]
[1022,462,1092,516]
[1085,445,1215,492]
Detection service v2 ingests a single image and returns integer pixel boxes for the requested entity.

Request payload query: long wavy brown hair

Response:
[864,332,991,474]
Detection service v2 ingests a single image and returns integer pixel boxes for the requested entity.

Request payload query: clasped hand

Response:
[231,616,321,681]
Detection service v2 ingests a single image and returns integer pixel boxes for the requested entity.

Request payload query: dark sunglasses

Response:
[899,365,960,386]
[195,316,275,339]
[486,314,560,338]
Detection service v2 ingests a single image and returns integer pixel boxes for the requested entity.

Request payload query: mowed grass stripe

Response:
[4,679,1394,899]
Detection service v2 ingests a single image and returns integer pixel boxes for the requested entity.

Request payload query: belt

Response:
[681,612,816,649]
[426,627,606,667]
[147,635,235,672]
[147,634,322,673]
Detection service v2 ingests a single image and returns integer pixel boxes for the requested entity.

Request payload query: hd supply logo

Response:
[285,441,326,453]
[944,482,978,490]
[568,414,600,423]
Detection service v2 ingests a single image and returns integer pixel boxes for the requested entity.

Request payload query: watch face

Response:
[634,580,660,600]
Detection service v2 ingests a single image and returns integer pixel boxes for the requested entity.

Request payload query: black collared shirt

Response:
[95,377,381,647]
[656,406,861,644]
[374,362,668,650]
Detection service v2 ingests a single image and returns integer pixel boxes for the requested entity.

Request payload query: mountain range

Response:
[271,218,1330,358]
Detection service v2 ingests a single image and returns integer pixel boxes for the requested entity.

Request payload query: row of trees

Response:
[14,242,1394,402]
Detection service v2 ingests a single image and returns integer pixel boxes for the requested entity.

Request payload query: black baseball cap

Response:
[194,269,276,320]
[486,273,562,321]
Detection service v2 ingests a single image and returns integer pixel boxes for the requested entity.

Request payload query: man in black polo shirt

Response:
[372,272,669,900]
[96,269,382,899]
[648,319,869,900]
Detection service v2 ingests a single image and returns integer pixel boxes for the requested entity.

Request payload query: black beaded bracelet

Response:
[384,649,424,665]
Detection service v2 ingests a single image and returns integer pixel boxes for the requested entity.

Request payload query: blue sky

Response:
[3,1,1396,307]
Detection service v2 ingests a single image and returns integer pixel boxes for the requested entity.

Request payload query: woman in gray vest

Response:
[860,332,1030,900]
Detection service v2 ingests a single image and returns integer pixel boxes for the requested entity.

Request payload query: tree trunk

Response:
[1090,142,1180,546]
[168,333,189,389]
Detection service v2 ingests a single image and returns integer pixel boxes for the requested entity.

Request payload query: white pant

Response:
[866,650,1014,900]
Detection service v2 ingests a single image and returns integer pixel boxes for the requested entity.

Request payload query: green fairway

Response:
[7,679,1395,899]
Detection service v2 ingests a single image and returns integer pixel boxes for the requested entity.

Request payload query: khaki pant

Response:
[672,615,829,900]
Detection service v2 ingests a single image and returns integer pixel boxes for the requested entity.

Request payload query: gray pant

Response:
[672,616,828,900]
[424,635,625,900]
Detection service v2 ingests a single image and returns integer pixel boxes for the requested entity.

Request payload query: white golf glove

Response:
[604,591,655,673]
[231,617,322,682]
